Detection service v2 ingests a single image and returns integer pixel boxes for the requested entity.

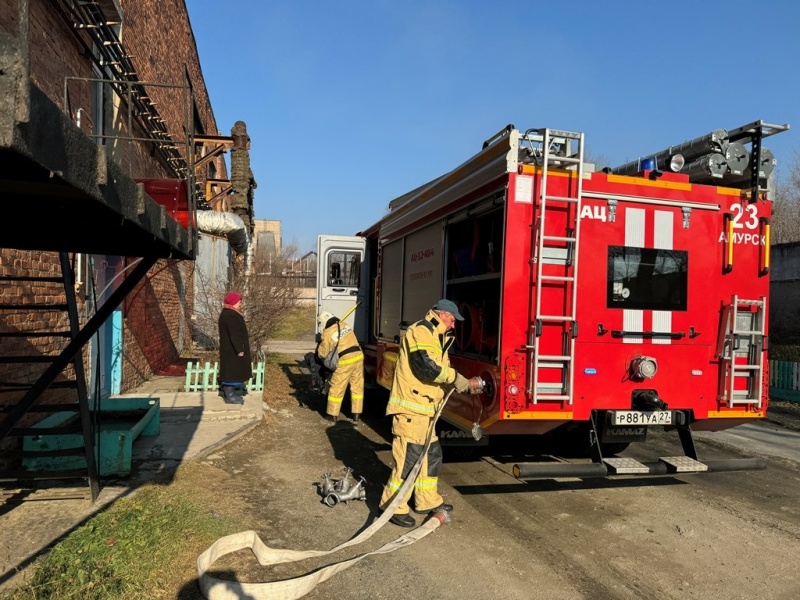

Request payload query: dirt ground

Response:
[3,347,799,599]
[171,354,800,599]
[764,397,800,432]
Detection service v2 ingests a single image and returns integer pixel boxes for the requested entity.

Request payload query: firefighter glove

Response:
[453,373,471,393]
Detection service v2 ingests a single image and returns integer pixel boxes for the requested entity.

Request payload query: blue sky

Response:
[187,1,799,255]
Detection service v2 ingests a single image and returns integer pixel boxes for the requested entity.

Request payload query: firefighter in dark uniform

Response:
[380,299,483,527]
[317,312,364,422]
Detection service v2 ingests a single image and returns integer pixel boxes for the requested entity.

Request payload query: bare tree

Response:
[771,150,800,244]
[232,243,302,358]
[191,262,227,351]
[584,149,611,171]
[768,151,800,351]
[192,244,302,358]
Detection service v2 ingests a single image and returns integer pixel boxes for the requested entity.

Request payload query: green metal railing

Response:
[184,361,266,393]
[768,360,800,403]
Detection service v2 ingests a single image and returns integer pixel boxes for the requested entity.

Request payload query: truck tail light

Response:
[506,374,521,412]
[507,367,519,395]
[504,354,525,409]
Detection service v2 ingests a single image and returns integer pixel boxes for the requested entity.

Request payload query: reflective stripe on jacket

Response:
[317,321,363,363]
[387,310,456,417]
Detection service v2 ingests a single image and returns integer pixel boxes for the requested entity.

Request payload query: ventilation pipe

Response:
[196,210,250,255]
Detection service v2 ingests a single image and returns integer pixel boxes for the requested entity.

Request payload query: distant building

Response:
[253,220,282,270]
[300,251,317,275]
[770,242,800,344]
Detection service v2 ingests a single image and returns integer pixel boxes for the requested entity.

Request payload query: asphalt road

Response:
[199,386,800,600]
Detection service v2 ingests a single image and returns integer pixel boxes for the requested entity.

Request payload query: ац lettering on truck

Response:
[317,121,790,479]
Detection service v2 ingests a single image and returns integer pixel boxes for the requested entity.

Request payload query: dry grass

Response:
[1,349,315,599]
[2,465,237,600]
[269,305,316,341]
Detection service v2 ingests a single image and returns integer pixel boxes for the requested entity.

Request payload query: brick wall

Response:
[0,249,85,426]
[6,0,225,182]
[119,0,226,181]
[114,0,218,386]
[2,0,93,128]
[121,259,192,389]
[120,0,218,136]
[27,0,93,121]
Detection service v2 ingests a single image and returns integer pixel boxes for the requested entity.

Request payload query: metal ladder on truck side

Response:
[716,295,766,407]
[527,128,585,404]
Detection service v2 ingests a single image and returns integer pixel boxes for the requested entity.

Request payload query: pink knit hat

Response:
[224,292,242,305]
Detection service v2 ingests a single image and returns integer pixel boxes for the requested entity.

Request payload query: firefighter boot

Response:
[389,513,416,528]
[414,503,453,515]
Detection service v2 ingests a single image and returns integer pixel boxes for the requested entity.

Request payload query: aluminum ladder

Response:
[717,295,766,407]
[527,128,585,404]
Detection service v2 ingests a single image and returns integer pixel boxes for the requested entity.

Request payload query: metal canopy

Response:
[0,84,194,259]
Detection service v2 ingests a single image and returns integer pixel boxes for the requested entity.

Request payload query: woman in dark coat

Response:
[218,292,252,404]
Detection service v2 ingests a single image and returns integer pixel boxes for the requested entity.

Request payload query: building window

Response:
[91,61,107,145]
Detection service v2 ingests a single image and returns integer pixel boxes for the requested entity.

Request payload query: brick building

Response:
[253,219,282,269]
[0,0,250,496]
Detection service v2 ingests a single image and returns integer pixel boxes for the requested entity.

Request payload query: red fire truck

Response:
[316,121,789,479]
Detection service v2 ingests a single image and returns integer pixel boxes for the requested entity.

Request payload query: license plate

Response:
[612,410,672,426]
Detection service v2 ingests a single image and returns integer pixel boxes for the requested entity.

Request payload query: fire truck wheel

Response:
[548,424,592,457]
[444,446,478,461]
[599,442,630,456]
[548,425,630,458]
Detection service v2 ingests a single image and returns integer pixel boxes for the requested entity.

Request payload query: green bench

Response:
[23,397,160,476]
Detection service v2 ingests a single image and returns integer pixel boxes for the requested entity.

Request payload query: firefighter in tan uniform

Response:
[379,299,483,528]
[317,312,364,423]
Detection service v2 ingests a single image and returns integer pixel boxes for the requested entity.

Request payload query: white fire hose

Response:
[196,390,455,600]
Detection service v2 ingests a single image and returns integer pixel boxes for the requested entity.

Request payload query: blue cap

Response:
[433,299,464,321]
